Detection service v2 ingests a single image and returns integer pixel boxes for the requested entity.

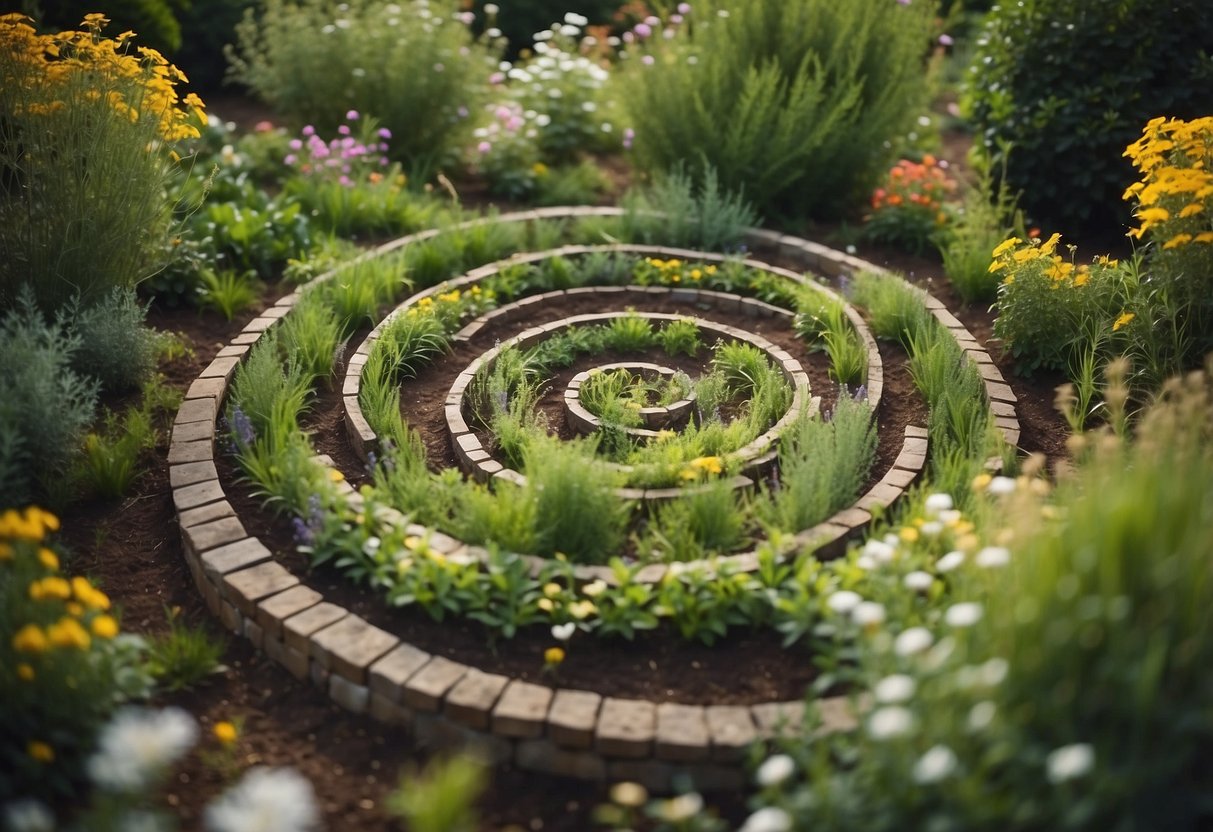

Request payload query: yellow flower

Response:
[1163,233,1193,249]
[1113,312,1136,332]
[542,582,562,598]
[1137,206,1170,224]
[531,161,549,176]
[29,576,71,601]
[1195,231,1213,244]
[544,646,565,665]
[328,468,345,482]
[37,547,58,571]
[72,576,110,610]
[568,600,597,620]
[691,456,723,475]
[91,614,119,639]
[972,473,992,492]
[17,663,35,682]
[213,721,239,745]
[27,741,54,763]
[1179,203,1204,218]
[537,598,554,612]
[12,624,47,653]
[47,617,90,650]
[899,527,920,544]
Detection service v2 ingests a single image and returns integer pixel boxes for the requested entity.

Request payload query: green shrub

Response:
[229,0,499,180]
[962,0,1213,236]
[0,295,98,507]
[938,158,1022,304]
[620,0,935,217]
[0,15,203,311]
[752,368,1213,832]
[146,607,225,691]
[620,165,758,251]
[78,407,157,500]
[523,437,627,563]
[71,289,158,394]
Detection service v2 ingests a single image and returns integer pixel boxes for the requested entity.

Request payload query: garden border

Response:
[166,206,1019,789]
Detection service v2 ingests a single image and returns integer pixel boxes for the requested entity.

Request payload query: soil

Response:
[53,103,1071,829]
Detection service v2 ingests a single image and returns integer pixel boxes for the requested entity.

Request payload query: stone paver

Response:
[402,657,468,712]
[256,585,322,640]
[222,561,299,616]
[310,615,400,684]
[200,538,271,579]
[595,698,656,758]
[444,669,511,730]
[491,680,553,738]
[548,689,602,749]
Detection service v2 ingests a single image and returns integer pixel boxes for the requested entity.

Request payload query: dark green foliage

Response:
[173,0,257,90]
[27,0,184,52]
[963,0,1213,236]
[623,0,935,218]
[0,291,98,507]
[71,289,158,393]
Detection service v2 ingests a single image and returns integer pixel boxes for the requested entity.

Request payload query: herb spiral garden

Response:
[175,204,1018,787]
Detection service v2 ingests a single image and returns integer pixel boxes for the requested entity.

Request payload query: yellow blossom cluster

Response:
[987,233,1088,286]
[0,13,204,144]
[679,455,724,481]
[639,257,718,286]
[4,507,118,668]
[1123,116,1213,248]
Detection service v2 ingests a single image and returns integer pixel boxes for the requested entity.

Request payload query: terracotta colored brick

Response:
[222,561,299,616]
[595,698,655,758]
[200,538,271,579]
[491,680,553,738]
[283,602,347,654]
[256,584,322,640]
[548,689,602,749]
[310,615,399,684]
[444,669,510,730]
[655,703,710,762]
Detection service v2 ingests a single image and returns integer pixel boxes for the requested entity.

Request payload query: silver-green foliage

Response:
[71,288,159,394]
[0,292,98,506]
[622,0,935,217]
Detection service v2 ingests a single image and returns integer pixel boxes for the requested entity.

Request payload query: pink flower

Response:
[338,125,350,135]
[284,154,297,165]
[254,120,274,132]
[346,109,360,120]
[302,125,315,136]
[489,72,504,84]
[288,138,302,150]
[478,141,492,154]
[939,33,954,46]
[634,22,652,38]
[678,2,691,13]
[623,127,635,149]
[642,55,654,65]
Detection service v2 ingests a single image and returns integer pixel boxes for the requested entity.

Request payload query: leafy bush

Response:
[71,289,158,394]
[229,0,499,180]
[962,0,1213,236]
[938,158,1022,304]
[620,165,759,251]
[0,14,204,311]
[861,156,957,256]
[1,507,153,802]
[620,0,935,217]
[0,295,98,507]
[750,368,1213,832]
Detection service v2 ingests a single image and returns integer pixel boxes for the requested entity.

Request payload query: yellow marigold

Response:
[37,547,59,571]
[29,576,71,601]
[1179,203,1205,218]
[1113,312,1136,332]
[91,614,119,639]
[47,617,90,650]
[72,576,110,610]
[17,663,35,682]
[1195,231,1213,244]
[213,721,239,745]
[12,624,48,653]
[1137,207,1170,224]
[27,741,54,764]
[1163,233,1193,249]
[991,238,1022,258]
[544,646,565,665]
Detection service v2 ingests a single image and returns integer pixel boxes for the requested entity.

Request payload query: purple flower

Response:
[338,124,351,135]
[346,109,360,120]
[634,22,652,38]
[302,124,315,136]
[230,407,255,449]
[288,138,302,150]
[623,127,635,149]
[938,33,954,46]
[284,153,297,165]
[478,140,492,154]
[488,72,505,85]
[678,2,691,13]
[378,127,392,139]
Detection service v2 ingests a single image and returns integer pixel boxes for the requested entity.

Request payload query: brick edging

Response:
[168,207,1014,789]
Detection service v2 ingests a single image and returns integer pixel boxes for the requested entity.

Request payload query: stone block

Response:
[256,584,322,641]
[170,460,218,489]
[402,657,468,712]
[175,397,217,425]
[445,669,511,730]
[369,642,432,701]
[655,703,710,762]
[222,561,299,617]
[329,674,370,714]
[184,517,246,558]
[491,680,553,738]
[369,691,415,727]
[171,420,215,445]
[178,500,235,529]
[595,698,655,758]
[515,739,606,780]
[283,602,347,654]
[310,615,399,684]
[200,538,271,579]
[706,705,756,761]
[548,689,601,749]
[172,479,224,512]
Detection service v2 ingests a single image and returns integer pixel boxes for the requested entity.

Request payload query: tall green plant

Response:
[621,0,935,217]
[229,0,499,180]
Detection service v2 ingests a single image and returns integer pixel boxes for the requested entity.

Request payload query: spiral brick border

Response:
[168,207,1018,790]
